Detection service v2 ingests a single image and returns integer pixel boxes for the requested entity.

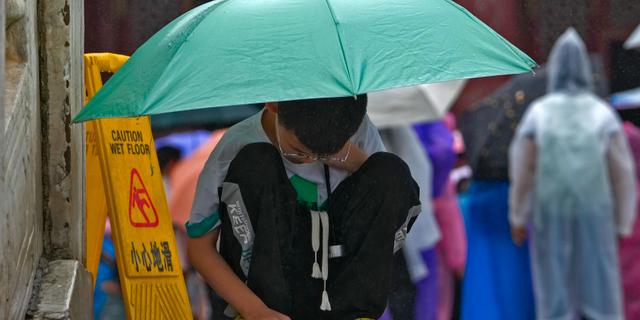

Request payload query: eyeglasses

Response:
[275,115,351,162]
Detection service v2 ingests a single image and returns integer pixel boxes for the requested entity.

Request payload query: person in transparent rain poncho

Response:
[509,28,637,320]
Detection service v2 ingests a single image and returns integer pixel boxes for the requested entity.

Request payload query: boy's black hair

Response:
[278,94,367,155]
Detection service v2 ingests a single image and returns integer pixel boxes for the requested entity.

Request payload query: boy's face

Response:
[275,120,350,164]
[276,124,315,164]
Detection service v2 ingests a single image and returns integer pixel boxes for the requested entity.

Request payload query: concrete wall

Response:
[2,0,88,318]
[1,0,4,135]
[0,0,6,315]
[39,0,85,263]
[2,0,44,318]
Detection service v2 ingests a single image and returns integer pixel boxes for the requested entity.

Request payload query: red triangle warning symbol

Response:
[128,168,159,227]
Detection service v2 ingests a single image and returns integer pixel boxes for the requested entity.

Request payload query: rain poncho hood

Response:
[547,28,593,94]
[509,28,637,320]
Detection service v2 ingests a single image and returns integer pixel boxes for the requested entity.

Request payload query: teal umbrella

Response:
[151,104,262,132]
[74,0,536,122]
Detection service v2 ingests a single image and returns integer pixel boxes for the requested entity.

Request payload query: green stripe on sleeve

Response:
[185,211,221,238]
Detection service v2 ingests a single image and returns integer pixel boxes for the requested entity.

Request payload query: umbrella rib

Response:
[321,0,356,94]
[443,0,537,70]
[141,1,227,115]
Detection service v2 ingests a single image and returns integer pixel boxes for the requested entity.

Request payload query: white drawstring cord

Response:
[319,211,331,311]
[310,211,322,279]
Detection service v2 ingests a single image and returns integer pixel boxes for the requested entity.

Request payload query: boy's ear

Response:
[265,102,278,113]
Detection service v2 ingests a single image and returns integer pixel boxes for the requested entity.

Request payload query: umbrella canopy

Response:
[367,80,466,128]
[151,104,262,132]
[168,130,226,229]
[612,87,640,129]
[73,0,535,122]
[459,56,607,180]
[611,87,640,110]
[625,24,640,50]
[154,130,212,159]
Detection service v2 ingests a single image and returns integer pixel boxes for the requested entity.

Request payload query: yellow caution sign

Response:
[94,118,191,318]
[84,53,191,319]
[85,116,106,283]
[84,53,128,284]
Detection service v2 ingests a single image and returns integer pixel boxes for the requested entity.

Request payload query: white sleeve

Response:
[508,109,538,227]
[607,131,637,236]
[358,115,387,155]
[186,144,231,238]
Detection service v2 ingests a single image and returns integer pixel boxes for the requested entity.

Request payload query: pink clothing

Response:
[620,121,640,320]
[443,113,465,155]
[437,114,466,274]
[434,181,467,273]
[433,180,467,320]
[436,249,455,320]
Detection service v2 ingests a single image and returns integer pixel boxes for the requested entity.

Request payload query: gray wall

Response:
[39,0,86,263]
[2,0,44,318]
[1,0,86,318]
[1,0,4,136]
[0,0,6,315]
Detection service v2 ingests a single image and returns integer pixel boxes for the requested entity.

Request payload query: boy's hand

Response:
[243,306,291,320]
[511,226,527,246]
[188,231,288,320]
[323,141,368,173]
